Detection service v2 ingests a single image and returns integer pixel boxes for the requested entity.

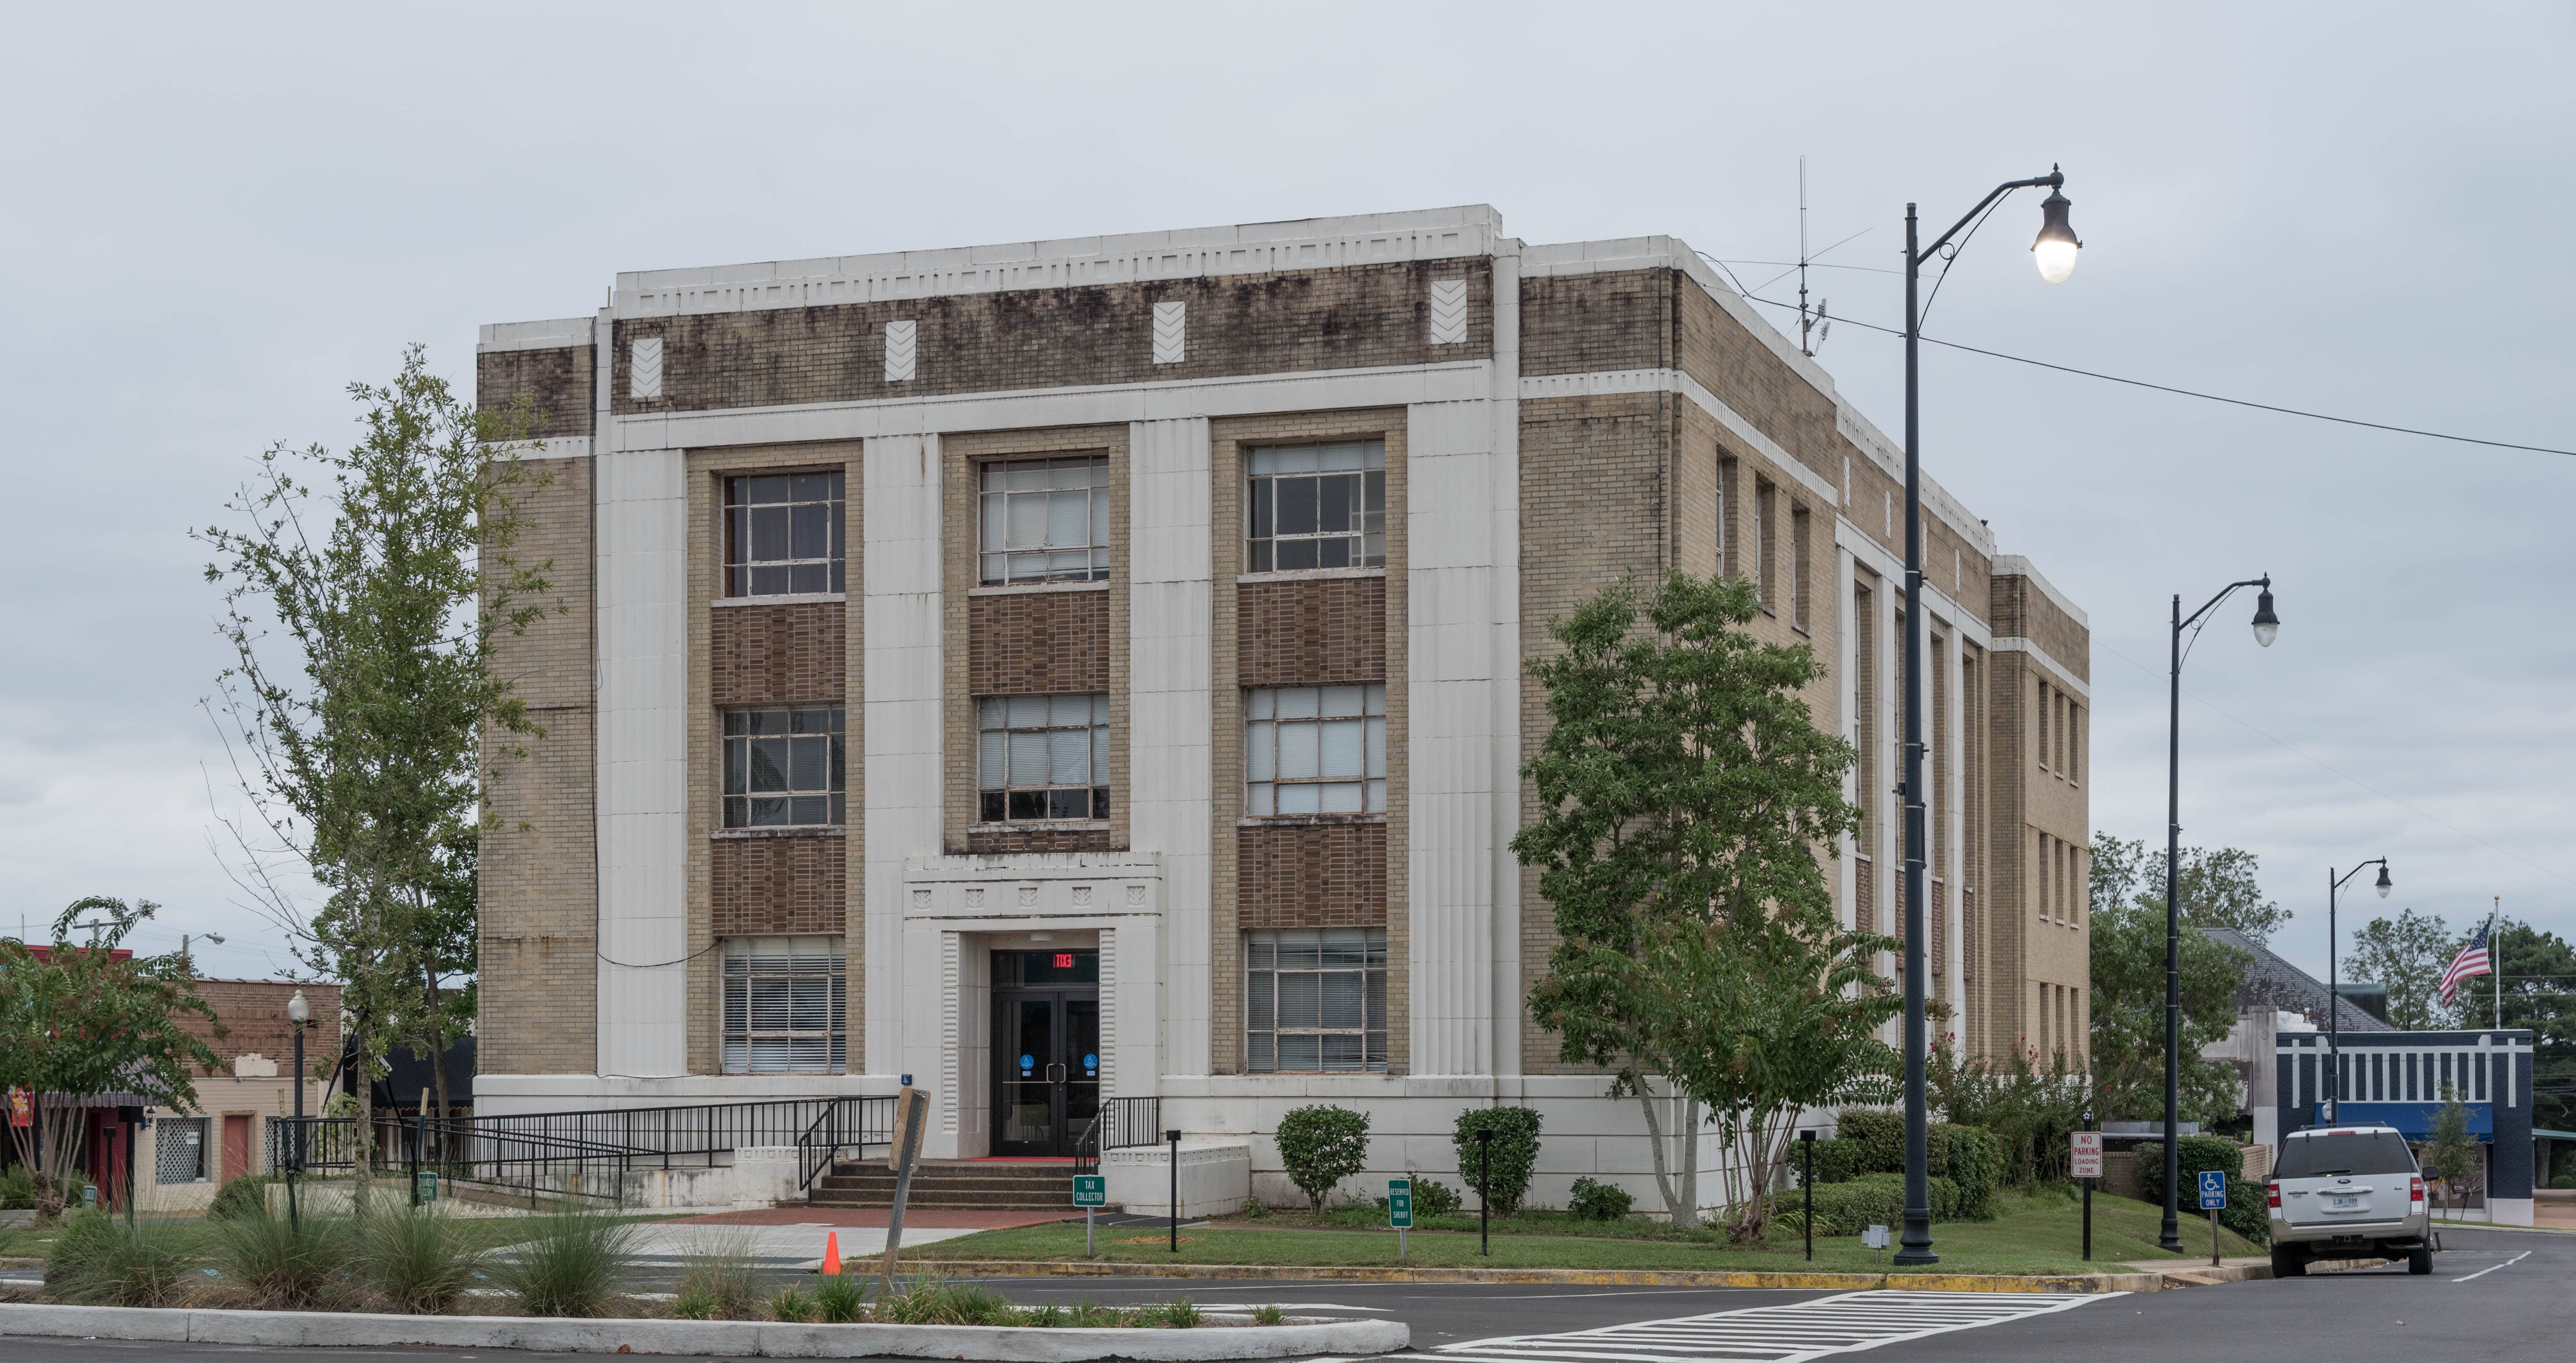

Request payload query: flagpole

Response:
[2491,896,2502,1033]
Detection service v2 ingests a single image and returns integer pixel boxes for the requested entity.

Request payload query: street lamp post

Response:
[2324,860,2393,1123]
[1895,166,2081,1268]
[2157,577,2281,1252]
[286,988,310,1228]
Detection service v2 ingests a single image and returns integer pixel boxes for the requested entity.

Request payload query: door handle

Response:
[1047,1063,1066,1084]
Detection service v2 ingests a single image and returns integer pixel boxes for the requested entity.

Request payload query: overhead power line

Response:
[1732,292,2576,458]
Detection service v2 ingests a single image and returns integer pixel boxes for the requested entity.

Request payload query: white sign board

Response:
[1862,1224,1890,1249]
[2071,1131,2104,1180]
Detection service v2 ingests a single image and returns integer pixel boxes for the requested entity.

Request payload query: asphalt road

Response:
[0,1228,2559,1361]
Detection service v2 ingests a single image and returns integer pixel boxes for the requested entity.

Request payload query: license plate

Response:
[2331,1196,2360,1209]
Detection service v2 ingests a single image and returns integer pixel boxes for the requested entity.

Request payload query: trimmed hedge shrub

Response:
[1825,1111,2000,1221]
[207,1174,271,1222]
[1567,1176,1635,1220]
[1799,1137,1861,1186]
[1454,1107,1543,1217]
[1276,1105,1372,1213]
[1774,1173,1963,1238]
[2134,1139,2266,1244]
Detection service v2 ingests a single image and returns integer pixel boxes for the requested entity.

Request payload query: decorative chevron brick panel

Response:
[1152,300,1186,364]
[1428,278,1467,344]
[710,830,847,936]
[883,320,916,381]
[967,588,1110,696]
[629,336,663,399]
[710,602,847,708]
[1237,575,1386,687]
[1237,820,1386,928]
[475,346,594,440]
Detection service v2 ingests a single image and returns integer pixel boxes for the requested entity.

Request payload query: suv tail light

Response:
[2267,1181,2281,1209]
[2411,1177,2424,1203]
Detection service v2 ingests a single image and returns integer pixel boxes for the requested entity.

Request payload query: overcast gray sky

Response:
[3,3,2568,993]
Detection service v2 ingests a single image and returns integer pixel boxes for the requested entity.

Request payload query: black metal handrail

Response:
[1073,1096,1162,1175]
[794,1097,891,1191]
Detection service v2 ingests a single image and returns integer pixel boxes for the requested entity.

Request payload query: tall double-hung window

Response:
[1245,685,1385,814]
[722,937,847,1073]
[978,693,1110,822]
[722,706,846,828]
[1245,928,1389,1073]
[1246,442,1384,571]
[725,472,845,596]
[981,456,1109,584]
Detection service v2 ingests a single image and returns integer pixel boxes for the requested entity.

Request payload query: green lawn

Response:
[911,1189,2260,1277]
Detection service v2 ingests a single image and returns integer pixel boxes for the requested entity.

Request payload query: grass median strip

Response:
[909,1188,2260,1277]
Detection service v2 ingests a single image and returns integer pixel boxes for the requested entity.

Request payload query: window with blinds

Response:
[722,937,847,1074]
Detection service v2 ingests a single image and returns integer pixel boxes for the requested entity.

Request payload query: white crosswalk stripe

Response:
[1425,1290,2117,1363]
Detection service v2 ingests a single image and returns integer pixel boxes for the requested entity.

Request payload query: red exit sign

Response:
[1054,953,1074,969]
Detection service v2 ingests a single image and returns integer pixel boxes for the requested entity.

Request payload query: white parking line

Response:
[2451,1250,2530,1283]
[1429,1289,2116,1363]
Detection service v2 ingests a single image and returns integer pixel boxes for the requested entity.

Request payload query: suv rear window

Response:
[2276,1130,2418,1178]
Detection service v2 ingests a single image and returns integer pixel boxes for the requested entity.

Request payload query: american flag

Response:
[2438,921,2492,1005]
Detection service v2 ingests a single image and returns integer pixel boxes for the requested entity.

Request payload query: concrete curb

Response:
[0,1303,1409,1360]
[912,1259,2168,1294]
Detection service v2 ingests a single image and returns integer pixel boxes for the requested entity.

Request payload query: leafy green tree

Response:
[2451,919,2576,1134]
[1515,571,1896,1238]
[199,348,552,1211]
[2086,889,2252,1126]
[2424,1086,2480,1194]
[2091,834,2287,943]
[2349,908,2454,1030]
[0,899,223,1218]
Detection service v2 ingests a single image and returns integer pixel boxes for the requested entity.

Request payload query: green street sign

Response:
[1072,1174,1107,1208]
[1387,1177,1413,1229]
[414,1171,439,1203]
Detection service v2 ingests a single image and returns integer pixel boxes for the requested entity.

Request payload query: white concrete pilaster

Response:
[594,443,688,1078]
[1944,626,1968,1036]
[1129,417,1213,1081]
[1486,247,1522,1080]
[862,432,944,1075]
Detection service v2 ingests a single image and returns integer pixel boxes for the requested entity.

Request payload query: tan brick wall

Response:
[1236,821,1389,928]
[683,442,864,1076]
[477,346,593,440]
[480,455,599,1077]
[1237,576,1386,687]
[966,590,1112,696]
[1209,409,1408,1076]
[711,832,851,936]
[611,263,1492,416]
[182,981,343,1073]
[940,427,1129,858]
[710,602,847,707]
[1990,576,2090,684]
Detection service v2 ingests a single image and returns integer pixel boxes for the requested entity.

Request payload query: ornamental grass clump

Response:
[766,1286,817,1321]
[357,1205,487,1314]
[45,1211,199,1307]
[211,1209,350,1310]
[669,1229,763,1320]
[810,1268,870,1323]
[873,1276,1023,1325]
[493,1211,636,1318]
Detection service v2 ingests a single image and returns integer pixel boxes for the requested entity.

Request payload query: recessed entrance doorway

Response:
[990,949,1100,1158]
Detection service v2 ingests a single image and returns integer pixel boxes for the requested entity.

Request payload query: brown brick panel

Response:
[1236,821,1387,928]
[1237,576,1386,686]
[476,346,593,440]
[967,590,1111,696]
[710,602,848,708]
[611,262,1491,415]
[968,826,1112,855]
[710,833,848,936]
[1519,272,1669,377]
[180,981,344,1072]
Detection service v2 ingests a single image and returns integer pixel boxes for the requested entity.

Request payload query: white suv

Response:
[2266,1124,2432,1277]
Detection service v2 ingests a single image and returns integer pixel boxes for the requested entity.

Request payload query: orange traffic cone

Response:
[822,1231,842,1277]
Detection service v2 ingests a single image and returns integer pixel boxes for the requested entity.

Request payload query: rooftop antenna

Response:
[1797,157,1830,357]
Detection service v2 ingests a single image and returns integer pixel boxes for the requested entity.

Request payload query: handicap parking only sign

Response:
[2198,1170,2227,1210]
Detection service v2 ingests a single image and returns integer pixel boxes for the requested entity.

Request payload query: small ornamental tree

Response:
[1453,1107,1542,1216]
[0,898,223,1218]
[1274,1105,1371,1214]
[1517,571,1896,1237]
[2425,1086,2481,1197]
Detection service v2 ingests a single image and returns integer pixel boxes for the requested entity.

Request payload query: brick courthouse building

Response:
[472,207,2091,1206]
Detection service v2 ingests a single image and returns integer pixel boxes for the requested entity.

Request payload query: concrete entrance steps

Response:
[807,1159,1082,1210]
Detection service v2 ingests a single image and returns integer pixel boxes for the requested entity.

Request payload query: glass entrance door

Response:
[991,950,1100,1157]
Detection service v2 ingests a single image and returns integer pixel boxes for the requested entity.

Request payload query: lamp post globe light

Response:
[2156,576,2282,1253]
[2324,858,2393,1124]
[286,988,310,1226]
[1893,166,2081,1268]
